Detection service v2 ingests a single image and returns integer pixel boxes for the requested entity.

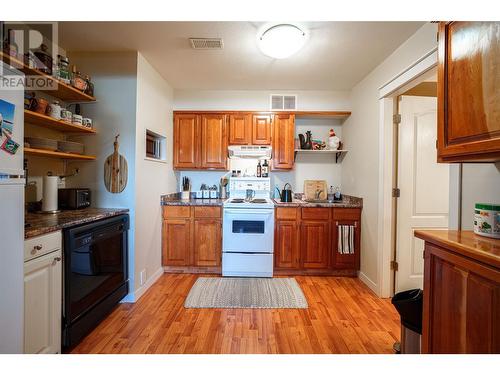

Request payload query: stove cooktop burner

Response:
[229,198,245,203]
[250,199,268,203]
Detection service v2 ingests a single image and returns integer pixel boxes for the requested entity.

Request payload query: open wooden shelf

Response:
[24,147,96,161]
[294,149,348,163]
[1,52,96,103]
[294,111,351,120]
[24,110,96,134]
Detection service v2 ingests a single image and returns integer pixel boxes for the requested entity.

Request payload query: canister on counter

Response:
[474,203,500,239]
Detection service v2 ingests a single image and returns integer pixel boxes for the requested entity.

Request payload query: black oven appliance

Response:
[58,188,91,210]
[62,214,129,349]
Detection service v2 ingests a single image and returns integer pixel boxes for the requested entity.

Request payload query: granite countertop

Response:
[161,193,224,206]
[274,194,363,208]
[25,208,129,239]
[161,192,362,209]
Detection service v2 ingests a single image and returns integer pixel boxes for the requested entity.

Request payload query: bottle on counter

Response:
[256,161,262,177]
[334,186,342,202]
[328,186,335,203]
[262,159,269,177]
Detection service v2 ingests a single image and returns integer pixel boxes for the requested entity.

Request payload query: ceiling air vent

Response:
[189,38,224,49]
[270,94,297,111]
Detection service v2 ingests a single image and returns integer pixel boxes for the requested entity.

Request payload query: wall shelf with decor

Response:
[0,52,96,103]
[294,111,351,121]
[24,110,96,134]
[294,149,348,163]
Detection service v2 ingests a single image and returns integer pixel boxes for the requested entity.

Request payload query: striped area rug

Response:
[184,277,308,309]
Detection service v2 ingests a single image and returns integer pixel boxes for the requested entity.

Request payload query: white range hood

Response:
[228,145,272,159]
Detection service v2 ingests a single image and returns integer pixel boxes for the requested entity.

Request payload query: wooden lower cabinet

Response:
[193,219,221,267]
[24,247,62,354]
[300,221,330,269]
[162,206,221,270]
[162,219,191,266]
[274,207,361,273]
[275,220,300,269]
[421,242,500,353]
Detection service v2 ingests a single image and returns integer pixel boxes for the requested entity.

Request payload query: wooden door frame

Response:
[376,48,461,298]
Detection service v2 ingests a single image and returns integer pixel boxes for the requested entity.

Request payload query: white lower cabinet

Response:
[24,233,62,354]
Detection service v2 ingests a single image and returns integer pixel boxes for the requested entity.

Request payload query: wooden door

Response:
[174,113,200,169]
[275,220,300,269]
[252,114,272,145]
[229,113,251,145]
[331,209,361,271]
[437,22,500,162]
[272,113,295,170]
[422,244,500,353]
[193,219,221,267]
[200,114,228,169]
[396,96,449,291]
[24,250,62,354]
[300,221,330,269]
[162,219,191,266]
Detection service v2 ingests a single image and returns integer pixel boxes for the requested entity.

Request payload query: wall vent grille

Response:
[270,94,297,110]
[189,38,224,49]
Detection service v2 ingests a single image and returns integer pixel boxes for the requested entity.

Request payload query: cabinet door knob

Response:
[52,257,61,265]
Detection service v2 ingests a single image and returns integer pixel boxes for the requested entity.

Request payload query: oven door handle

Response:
[224,209,274,215]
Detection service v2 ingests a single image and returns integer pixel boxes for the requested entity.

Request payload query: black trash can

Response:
[391,288,423,354]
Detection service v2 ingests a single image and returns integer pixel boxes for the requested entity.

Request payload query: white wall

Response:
[175,89,350,194]
[342,23,438,294]
[460,163,500,229]
[134,53,176,298]
[66,51,138,300]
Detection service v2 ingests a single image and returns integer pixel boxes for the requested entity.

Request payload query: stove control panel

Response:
[229,177,271,193]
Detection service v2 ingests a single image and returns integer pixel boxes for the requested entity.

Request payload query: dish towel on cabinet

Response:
[338,224,355,254]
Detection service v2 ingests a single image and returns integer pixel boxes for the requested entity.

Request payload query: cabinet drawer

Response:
[301,208,330,220]
[194,206,221,218]
[24,231,62,262]
[332,208,361,221]
[163,206,191,219]
[276,207,298,220]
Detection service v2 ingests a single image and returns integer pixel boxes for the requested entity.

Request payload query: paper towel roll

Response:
[42,176,58,212]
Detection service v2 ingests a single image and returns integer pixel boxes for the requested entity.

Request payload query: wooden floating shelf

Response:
[294,149,348,163]
[172,110,351,120]
[1,52,96,103]
[24,147,96,161]
[24,110,96,134]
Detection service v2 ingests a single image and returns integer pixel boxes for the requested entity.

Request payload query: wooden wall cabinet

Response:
[162,206,222,270]
[272,113,295,170]
[437,22,500,162]
[274,206,361,274]
[420,238,500,353]
[173,113,228,170]
[228,113,251,145]
[252,114,272,145]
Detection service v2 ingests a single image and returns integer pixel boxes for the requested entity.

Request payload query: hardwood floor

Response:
[70,274,400,354]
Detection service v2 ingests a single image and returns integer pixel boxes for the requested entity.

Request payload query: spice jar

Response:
[71,65,87,91]
[56,55,71,84]
[47,100,61,120]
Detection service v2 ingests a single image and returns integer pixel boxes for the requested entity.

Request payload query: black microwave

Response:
[58,188,91,210]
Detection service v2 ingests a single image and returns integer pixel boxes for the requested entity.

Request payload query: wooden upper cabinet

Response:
[229,113,251,145]
[252,114,272,145]
[437,22,500,162]
[174,114,200,169]
[200,114,228,169]
[272,113,295,170]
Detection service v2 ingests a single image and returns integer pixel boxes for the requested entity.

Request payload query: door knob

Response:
[52,256,61,265]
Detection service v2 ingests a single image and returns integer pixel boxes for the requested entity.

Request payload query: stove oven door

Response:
[223,208,274,253]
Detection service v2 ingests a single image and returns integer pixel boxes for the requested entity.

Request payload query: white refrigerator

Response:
[0,62,25,353]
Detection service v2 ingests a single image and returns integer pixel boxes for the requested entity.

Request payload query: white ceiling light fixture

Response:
[258,23,307,59]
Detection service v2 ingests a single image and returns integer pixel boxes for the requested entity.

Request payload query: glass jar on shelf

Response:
[70,65,87,91]
[56,55,71,84]
[84,74,94,96]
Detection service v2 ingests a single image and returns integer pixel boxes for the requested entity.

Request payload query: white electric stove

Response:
[222,177,275,277]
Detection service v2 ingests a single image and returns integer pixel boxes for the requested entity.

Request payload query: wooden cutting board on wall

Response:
[304,180,328,201]
[104,135,128,193]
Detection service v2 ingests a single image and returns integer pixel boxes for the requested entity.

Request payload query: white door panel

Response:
[396,96,449,292]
